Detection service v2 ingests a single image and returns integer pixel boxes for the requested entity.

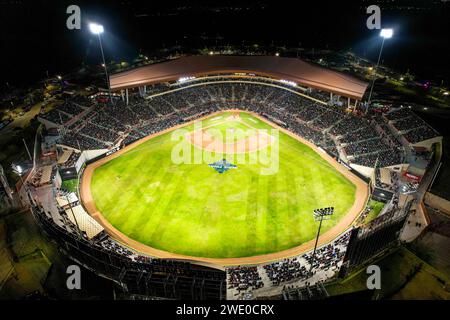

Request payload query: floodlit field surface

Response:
[90,112,356,258]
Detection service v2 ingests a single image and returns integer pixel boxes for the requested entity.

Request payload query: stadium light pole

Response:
[89,23,112,103]
[367,28,393,106]
[308,207,334,276]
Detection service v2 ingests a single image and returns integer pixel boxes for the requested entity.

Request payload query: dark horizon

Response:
[0,0,449,88]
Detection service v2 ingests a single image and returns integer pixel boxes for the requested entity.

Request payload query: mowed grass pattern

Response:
[91,112,356,258]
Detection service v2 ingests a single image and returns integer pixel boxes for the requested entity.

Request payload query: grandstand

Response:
[37,80,417,171]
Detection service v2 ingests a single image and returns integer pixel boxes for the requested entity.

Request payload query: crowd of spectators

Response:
[310,110,345,131]
[263,258,309,286]
[39,99,88,125]
[62,132,110,150]
[227,230,353,293]
[393,116,425,132]
[403,126,439,144]
[59,150,81,169]
[302,231,351,273]
[49,81,435,169]
[352,150,403,168]
[344,138,387,156]
[383,107,439,144]
[339,127,379,145]
[227,266,264,291]
[100,239,134,257]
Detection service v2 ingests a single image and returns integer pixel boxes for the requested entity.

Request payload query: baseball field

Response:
[86,111,361,260]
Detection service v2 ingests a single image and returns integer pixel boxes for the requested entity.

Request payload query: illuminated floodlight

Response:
[279,79,297,87]
[368,28,394,105]
[89,23,104,35]
[380,28,393,39]
[178,76,196,83]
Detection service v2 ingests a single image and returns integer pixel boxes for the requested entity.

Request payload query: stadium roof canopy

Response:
[110,55,369,100]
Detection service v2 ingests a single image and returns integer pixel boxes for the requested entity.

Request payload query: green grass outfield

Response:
[90,111,356,258]
[61,179,78,193]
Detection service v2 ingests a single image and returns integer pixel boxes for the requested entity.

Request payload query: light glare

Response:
[89,23,104,35]
[380,28,393,39]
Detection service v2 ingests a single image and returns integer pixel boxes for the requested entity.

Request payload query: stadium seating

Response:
[51,80,430,168]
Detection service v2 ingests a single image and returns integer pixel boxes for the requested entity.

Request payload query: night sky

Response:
[0,0,449,88]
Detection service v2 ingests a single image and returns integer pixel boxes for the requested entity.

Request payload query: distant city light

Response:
[209,51,214,55]
[380,28,393,39]
[423,107,428,110]
[275,52,280,57]
[57,75,62,80]
[400,77,404,81]
[101,63,105,67]
[89,23,104,35]
[444,92,449,96]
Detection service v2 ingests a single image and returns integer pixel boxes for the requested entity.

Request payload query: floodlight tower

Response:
[89,23,112,103]
[308,207,335,275]
[367,28,393,105]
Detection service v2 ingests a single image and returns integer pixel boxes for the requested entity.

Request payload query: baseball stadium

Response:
[81,109,366,264]
[11,54,443,300]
